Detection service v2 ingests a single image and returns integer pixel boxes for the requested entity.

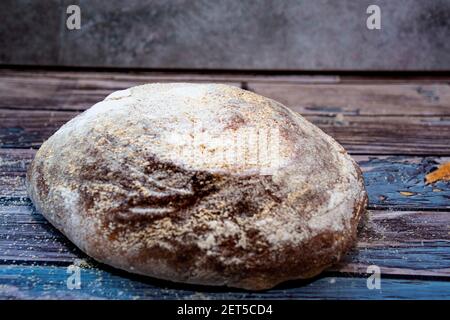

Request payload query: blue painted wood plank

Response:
[360,156,450,210]
[0,265,449,300]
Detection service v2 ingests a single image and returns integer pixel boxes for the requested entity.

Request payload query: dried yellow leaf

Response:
[425,162,450,184]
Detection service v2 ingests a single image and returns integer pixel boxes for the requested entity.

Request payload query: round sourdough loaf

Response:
[26,83,367,290]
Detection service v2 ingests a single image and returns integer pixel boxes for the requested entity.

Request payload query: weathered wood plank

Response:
[356,156,450,210]
[2,109,449,154]
[336,209,450,276]
[0,109,79,149]
[0,198,84,263]
[0,70,244,111]
[1,198,449,278]
[308,115,450,155]
[2,150,448,210]
[2,71,450,115]
[247,83,450,116]
[2,70,449,154]
[0,265,449,300]
[338,75,450,84]
[0,69,340,89]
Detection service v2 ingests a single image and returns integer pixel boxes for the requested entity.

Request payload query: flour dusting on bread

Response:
[27,83,367,290]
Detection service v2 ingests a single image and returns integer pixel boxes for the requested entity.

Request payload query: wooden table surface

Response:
[0,69,449,299]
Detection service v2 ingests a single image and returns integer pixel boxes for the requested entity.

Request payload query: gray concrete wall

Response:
[0,0,449,70]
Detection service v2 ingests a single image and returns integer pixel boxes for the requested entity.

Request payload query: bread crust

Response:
[26,83,367,290]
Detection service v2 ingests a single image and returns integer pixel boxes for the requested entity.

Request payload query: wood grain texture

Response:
[1,195,449,278]
[337,210,450,277]
[1,265,449,300]
[338,75,450,84]
[0,109,79,148]
[2,109,449,154]
[2,70,450,114]
[1,70,450,154]
[2,149,448,210]
[0,70,243,111]
[308,115,450,155]
[247,83,450,116]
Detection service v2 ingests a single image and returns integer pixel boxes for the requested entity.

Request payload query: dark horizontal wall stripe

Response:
[0,0,449,70]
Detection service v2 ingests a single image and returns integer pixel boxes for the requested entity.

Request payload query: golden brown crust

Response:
[26,83,367,290]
